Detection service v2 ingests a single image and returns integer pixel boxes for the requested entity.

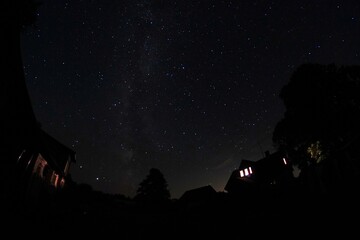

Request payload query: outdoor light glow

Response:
[283,157,287,165]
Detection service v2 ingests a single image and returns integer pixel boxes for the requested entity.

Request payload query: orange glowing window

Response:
[240,170,244,177]
[244,168,249,176]
[249,167,253,174]
[283,157,287,165]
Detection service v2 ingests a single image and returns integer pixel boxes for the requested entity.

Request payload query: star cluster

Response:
[22,0,360,198]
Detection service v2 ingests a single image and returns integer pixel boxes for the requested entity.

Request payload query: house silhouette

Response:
[224,151,294,195]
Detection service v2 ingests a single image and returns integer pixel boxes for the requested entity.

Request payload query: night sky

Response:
[21,0,360,198]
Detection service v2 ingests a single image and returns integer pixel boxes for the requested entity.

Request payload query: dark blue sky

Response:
[22,0,360,198]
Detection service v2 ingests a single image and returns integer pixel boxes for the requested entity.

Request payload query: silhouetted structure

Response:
[179,185,217,203]
[224,151,293,195]
[18,130,76,200]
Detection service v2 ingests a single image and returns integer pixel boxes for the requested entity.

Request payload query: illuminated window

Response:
[51,172,59,187]
[283,157,287,165]
[249,167,253,174]
[244,168,249,176]
[54,174,59,188]
[240,170,244,177]
[60,178,66,188]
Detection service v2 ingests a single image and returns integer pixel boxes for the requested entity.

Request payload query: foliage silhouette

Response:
[2,0,41,28]
[273,63,360,192]
[1,0,41,210]
[135,168,170,203]
[2,0,42,154]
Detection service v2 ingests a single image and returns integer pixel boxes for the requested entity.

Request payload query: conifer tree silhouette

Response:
[135,168,170,203]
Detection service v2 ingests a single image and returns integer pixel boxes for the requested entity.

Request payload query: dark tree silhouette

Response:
[1,0,41,204]
[273,63,360,192]
[135,168,170,203]
[2,1,40,28]
[1,0,42,157]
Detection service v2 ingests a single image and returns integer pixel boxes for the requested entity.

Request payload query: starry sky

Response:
[21,0,360,198]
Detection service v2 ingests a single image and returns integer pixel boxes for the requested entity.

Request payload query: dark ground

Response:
[3,186,358,238]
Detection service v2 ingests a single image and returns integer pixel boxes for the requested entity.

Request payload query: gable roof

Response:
[180,185,217,202]
[239,159,254,169]
[37,129,75,175]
